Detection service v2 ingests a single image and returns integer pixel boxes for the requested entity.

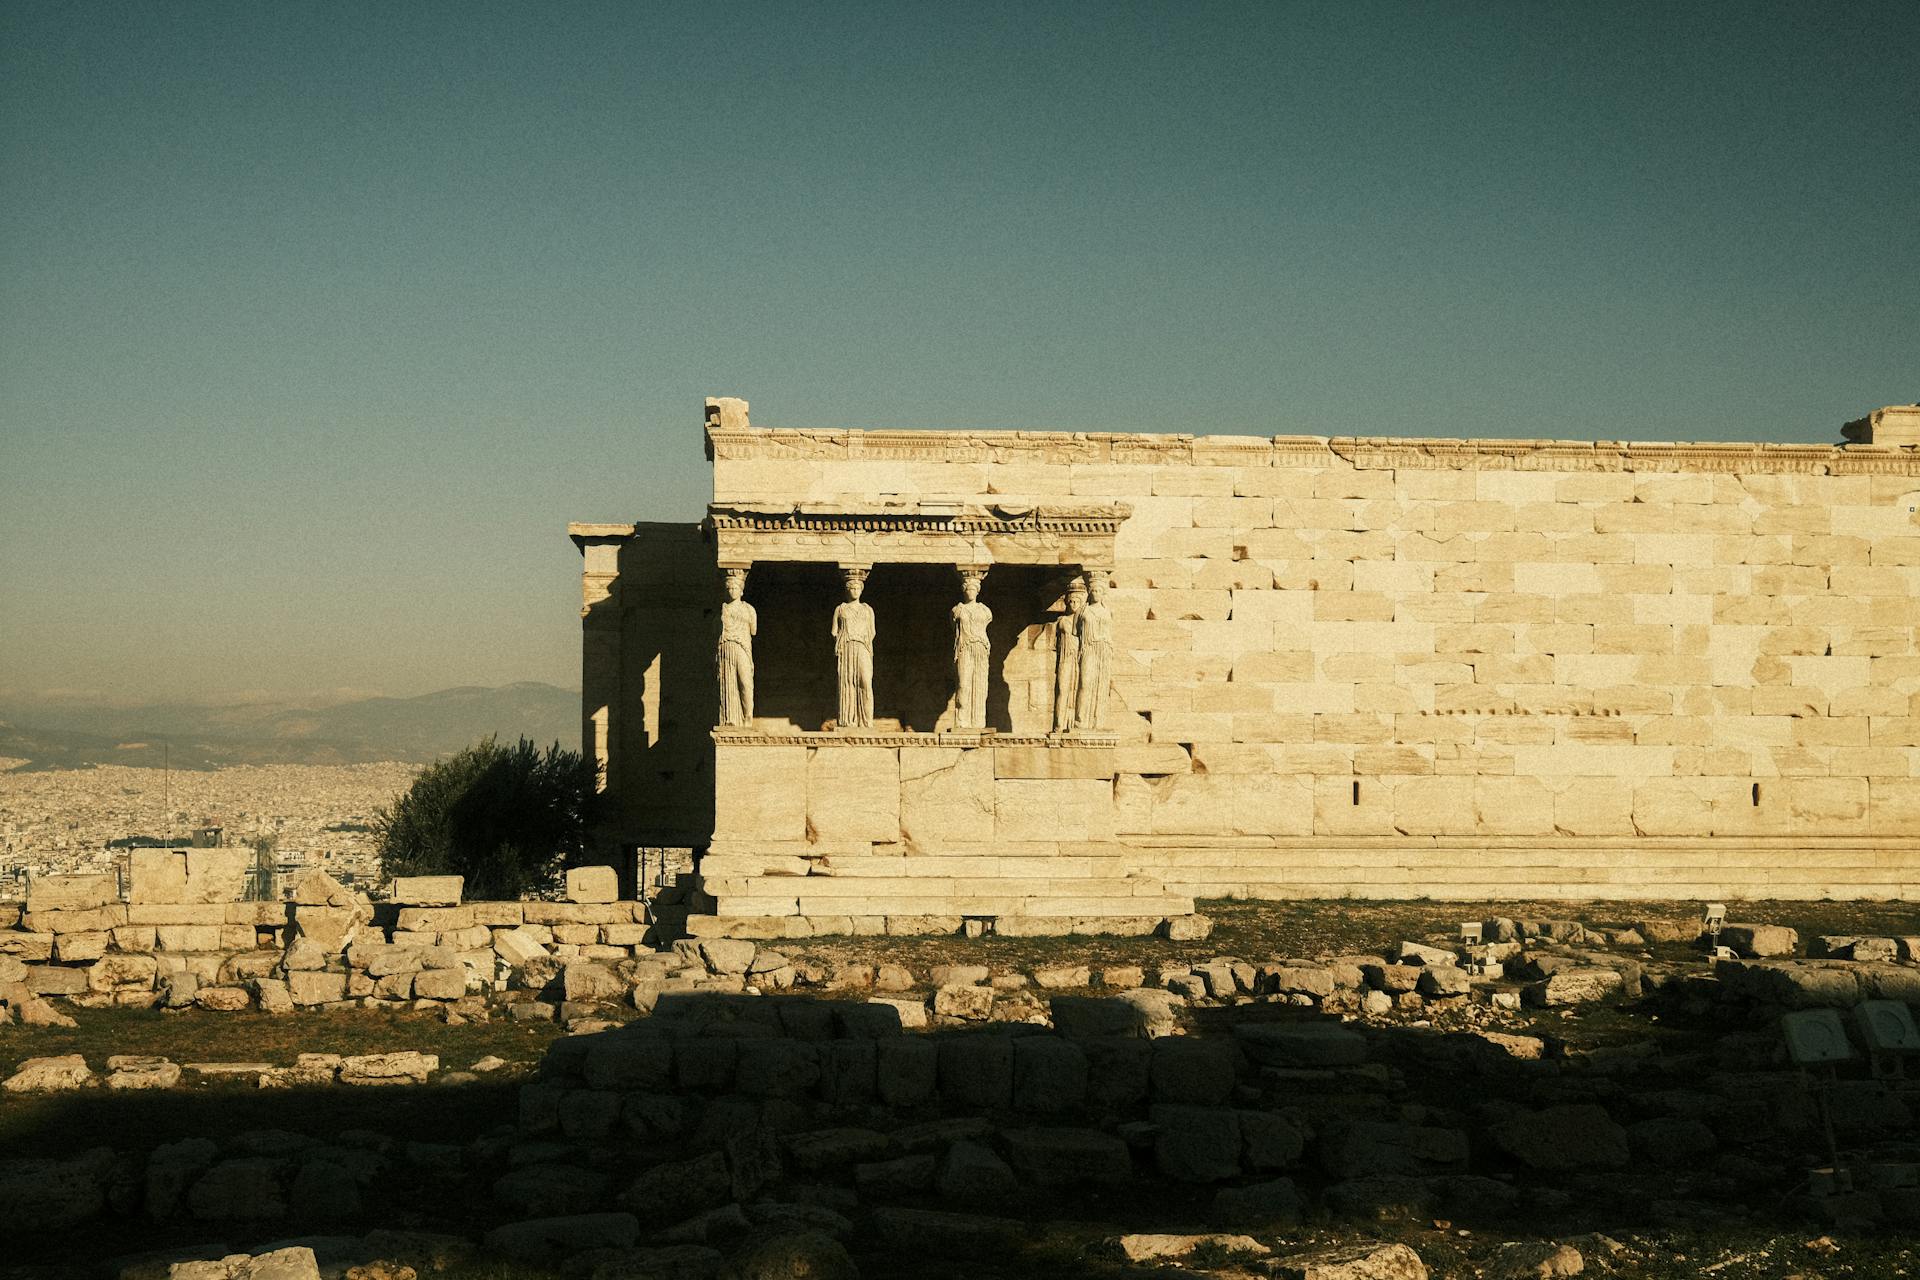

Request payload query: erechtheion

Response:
[570,398,1920,937]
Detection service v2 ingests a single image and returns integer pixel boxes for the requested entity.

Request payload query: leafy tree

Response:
[376,736,601,900]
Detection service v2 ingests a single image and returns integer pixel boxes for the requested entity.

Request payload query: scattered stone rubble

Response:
[1,863,1221,1027]
[13,939,1916,1274]
[8,901,1920,1274]
[9,870,1920,1040]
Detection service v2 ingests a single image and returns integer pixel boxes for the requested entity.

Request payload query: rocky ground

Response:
[2,898,1919,1280]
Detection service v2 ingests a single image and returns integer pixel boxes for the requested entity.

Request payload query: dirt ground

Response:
[805,896,1920,974]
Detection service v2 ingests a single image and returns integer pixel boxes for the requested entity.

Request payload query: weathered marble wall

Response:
[678,416,1920,904]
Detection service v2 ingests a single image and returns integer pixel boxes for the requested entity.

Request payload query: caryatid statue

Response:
[951,568,992,730]
[832,567,876,730]
[1052,576,1086,733]
[1074,572,1115,731]
[716,568,756,728]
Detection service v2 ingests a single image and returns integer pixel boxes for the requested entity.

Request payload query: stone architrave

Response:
[951,568,992,730]
[716,567,757,728]
[1073,573,1115,732]
[1052,576,1086,733]
[832,568,876,730]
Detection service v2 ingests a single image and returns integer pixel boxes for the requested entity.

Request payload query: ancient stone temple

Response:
[571,398,1920,937]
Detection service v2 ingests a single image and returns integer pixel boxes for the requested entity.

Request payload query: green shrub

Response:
[376,736,600,899]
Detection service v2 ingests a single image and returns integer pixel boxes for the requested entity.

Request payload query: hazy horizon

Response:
[4,2,1915,702]
[0,679,581,711]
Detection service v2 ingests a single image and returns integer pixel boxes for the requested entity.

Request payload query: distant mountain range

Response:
[0,682,580,771]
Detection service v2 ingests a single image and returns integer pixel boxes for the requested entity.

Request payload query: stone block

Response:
[394,906,470,932]
[735,1039,821,1097]
[992,746,1117,780]
[111,925,157,953]
[1720,924,1798,958]
[0,932,54,962]
[1152,1104,1242,1182]
[339,1050,437,1085]
[155,925,223,952]
[1002,1127,1132,1186]
[1012,1037,1089,1111]
[562,961,624,1004]
[129,850,190,904]
[25,874,117,914]
[2,1053,93,1092]
[389,876,463,906]
[128,904,227,925]
[583,1033,674,1090]
[899,747,995,848]
[494,927,550,967]
[412,968,468,1000]
[809,747,901,842]
[996,778,1113,842]
[27,964,90,996]
[26,905,126,934]
[287,971,348,1005]
[939,1034,1013,1109]
[937,1139,1017,1200]
[523,902,628,924]
[566,866,618,904]
[176,849,249,904]
[1523,968,1624,1007]
[1319,1121,1469,1179]
[713,743,807,842]
[699,938,756,974]
[933,982,996,1020]
[876,1037,937,1106]
[53,931,108,962]
[291,905,366,954]
[1151,1038,1239,1105]
[225,902,288,926]
[1489,1104,1629,1171]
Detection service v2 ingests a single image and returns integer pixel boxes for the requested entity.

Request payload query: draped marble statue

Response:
[832,568,876,729]
[1051,576,1086,733]
[1074,574,1114,731]
[715,568,756,727]
[950,569,992,730]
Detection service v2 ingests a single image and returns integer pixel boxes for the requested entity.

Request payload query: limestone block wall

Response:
[0,864,682,1015]
[704,421,1920,901]
[703,738,1194,925]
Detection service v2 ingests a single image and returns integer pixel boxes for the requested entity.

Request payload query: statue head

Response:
[844,571,866,602]
[1088,576,1109,603]
[722,570,746,602]
[960,573,983,603]
[1066,578,1088,612]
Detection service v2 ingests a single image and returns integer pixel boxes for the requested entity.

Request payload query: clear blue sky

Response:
[2,1,1914,703]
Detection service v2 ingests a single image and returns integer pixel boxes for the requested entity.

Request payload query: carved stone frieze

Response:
[706,500,1130,568]
[705,422,1920,477]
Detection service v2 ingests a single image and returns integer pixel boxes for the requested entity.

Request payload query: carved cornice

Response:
[705,425,1920,476]
[708,499,1127,569]
[712,730,1119,748]
[707,501,1130,537]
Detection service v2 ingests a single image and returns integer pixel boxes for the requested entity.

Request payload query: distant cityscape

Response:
[0,759,421,899]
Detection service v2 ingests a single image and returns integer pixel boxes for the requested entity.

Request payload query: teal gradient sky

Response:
[2,2,1915,702]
